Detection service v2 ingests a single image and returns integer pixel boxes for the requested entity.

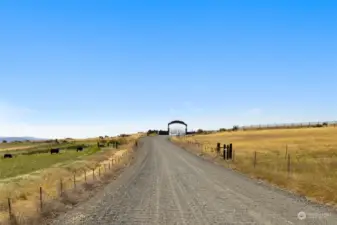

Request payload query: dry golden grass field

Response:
[0,133,144,225]
[171,127,337,207]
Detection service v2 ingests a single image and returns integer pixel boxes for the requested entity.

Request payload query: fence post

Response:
[92,169,95,180]
[285,144,288,159]
[99,167,101,177]
[223,144,226,160]
[229,143,233,159]
[39,187,43,211]
[84,170,87,183]
[287,154,291,178]
[216,143,220,155]
[254,152,257,168]
[8,198,12,220]
[60,179,63,196]
[73,173,76,189]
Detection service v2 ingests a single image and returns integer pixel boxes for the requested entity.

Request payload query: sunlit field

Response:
[0,133,144,224]
[172,127,337,207]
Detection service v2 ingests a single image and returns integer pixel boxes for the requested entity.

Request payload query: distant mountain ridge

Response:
[0,137,48,142]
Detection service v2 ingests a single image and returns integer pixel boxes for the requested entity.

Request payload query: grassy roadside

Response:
[170,127,337,208]
[0,135,143,225]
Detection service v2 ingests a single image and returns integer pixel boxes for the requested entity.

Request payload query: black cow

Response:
[3,154,13,159]
[50,148,60,154]
[76,146,84,152]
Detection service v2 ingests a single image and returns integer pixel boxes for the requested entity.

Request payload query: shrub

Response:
[197,129,204,134]
[232,125,239,131]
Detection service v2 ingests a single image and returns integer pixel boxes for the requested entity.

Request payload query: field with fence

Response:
[0,133,144,225]
[171,126,337,208]
[239,120,337,131]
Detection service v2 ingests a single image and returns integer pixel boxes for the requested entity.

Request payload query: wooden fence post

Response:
[254,152,257,168]
[92,169,95,180]
[39,187,43,211]
[73,173,76,189]
[287,154,291,178]
[8,198,12,220]
[229,143,233,159]
[223,144,226,160]
[99,167,101,177]
[60,179,63,196]
[285,144,288,159]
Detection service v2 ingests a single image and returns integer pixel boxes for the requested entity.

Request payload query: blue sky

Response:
[0,0,336,138]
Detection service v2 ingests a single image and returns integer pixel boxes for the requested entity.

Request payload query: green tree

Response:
[232,125,239,131]
[197,129,204,134]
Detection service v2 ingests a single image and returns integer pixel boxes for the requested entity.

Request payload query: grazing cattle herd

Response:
[1,137,125,160]
[50,148,60,154]
[3,153,13,159]
[2,145,87,159]
[1,138,125,159]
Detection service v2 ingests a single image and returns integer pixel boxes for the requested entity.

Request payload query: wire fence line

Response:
[184,121,337,135]
[174,138,337,177]
[238,120,337,131]
[3,141,140,225]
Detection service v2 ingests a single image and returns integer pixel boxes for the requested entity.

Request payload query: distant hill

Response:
[0,137,48,142]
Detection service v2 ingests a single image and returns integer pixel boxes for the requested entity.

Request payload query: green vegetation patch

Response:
[0,146,100,179]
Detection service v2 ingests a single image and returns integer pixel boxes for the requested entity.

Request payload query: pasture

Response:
[0,134,143,224]
[172,127,337,206]
[0,146,99,179]
[0,133,142,180]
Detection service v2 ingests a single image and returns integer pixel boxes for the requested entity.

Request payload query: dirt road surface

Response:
[50,136,337,225]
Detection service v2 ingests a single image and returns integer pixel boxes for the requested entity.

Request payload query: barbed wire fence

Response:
[4,140,140,224]
[174,137,337,180]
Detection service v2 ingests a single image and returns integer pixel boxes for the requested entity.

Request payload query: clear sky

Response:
[0,0,336,138]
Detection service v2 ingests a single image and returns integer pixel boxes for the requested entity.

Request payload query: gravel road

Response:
[50,136,337,225]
